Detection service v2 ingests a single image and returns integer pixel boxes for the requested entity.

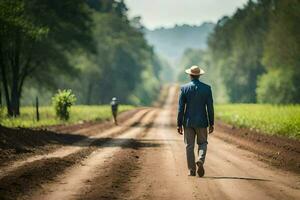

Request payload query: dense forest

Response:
[0,0,163,116]
[179,0,299,104]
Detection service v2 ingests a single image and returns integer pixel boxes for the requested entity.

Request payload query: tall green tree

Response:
[0,0,93,116]
[257,0,300,103]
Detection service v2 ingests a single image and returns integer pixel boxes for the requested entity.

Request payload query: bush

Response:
[0,106,5,123]
[52,89,76,120]
[256,69,300,104]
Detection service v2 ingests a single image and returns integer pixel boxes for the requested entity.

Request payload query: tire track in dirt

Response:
[0,109,142,168]
[0,109,149,179]
[0,149,95,200]
[29,109,158,200]
[0,109,151,200]
[74,111,159,200]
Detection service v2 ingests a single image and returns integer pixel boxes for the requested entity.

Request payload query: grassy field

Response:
[216,104,300,139]
[0,105,134,128]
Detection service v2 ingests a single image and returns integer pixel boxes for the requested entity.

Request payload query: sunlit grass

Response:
[216,104,300,139]
[0,105,134,128]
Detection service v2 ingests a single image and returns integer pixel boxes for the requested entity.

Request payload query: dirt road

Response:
[0,86,299,200]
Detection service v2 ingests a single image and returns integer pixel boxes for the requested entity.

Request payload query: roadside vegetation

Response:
[0,105,134,128]
[216,104,300,139]
[0,0,162,118]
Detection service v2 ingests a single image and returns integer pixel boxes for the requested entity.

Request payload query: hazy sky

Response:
[125,0,248,29]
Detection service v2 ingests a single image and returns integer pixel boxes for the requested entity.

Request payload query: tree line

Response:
[0,0,163,117]
[179,0,299,104]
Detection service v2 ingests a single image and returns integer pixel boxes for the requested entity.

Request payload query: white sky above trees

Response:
[125,0,248,29]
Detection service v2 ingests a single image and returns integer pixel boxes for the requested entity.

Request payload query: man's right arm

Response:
[177,88,186,134]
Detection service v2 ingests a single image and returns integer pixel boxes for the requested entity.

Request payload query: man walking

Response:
[111,97,119,125]
[177,65,214,177]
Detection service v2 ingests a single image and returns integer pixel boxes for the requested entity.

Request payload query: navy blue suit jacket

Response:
[177,79,214,128]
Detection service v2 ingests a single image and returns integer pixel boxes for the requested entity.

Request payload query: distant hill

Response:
[144,22,215,65]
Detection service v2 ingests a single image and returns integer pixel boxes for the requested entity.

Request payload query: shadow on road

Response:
[90,137,162,149]
[203,176,270,182]
[0,119,161,155]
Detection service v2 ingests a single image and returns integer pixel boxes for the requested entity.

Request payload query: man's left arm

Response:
[207,87,214,133]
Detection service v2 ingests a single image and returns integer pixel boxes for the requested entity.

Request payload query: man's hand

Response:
[209,126,214,134]
[177,126,183,135]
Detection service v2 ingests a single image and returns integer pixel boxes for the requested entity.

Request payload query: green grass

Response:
[0,105,134,128]
[216,104,300,139]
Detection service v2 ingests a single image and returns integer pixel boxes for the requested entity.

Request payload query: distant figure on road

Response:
[177,65,214,177]
[111,97,119,125]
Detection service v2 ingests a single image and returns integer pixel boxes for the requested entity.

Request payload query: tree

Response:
[0,0,93,116]
[258,0,300,103]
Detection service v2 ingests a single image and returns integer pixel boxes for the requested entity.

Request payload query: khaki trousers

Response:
[184,127,208,171]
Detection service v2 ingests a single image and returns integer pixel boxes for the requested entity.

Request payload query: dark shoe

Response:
[189,170,196,176]
[196,161,205,177]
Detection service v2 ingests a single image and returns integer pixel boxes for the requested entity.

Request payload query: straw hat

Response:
[185,65,205,76]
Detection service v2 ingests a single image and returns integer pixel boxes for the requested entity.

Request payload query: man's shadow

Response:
[203,176,270,182]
